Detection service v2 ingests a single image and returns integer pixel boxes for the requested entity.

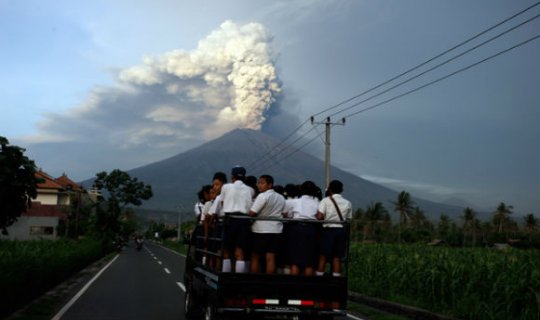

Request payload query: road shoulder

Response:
[5,253,116,320]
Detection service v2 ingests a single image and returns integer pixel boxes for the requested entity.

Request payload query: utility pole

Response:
[311,116,345,189]
[177,204,184,242]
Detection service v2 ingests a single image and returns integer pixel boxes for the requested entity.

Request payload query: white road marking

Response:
[347,313,366,320]
[164,268,171,274]
[51,255,119,320]
[153,242,186,257]
[176,282,186,292]
[158,261,162,265]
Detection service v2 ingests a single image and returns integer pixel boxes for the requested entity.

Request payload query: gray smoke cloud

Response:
[118,20,281,139]
[21,21,283,179]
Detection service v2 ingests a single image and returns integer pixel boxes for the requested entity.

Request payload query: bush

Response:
[0,238,107,318]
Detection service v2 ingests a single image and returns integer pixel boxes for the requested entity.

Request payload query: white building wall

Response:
[35,193,58,205]
[1,216,59,240]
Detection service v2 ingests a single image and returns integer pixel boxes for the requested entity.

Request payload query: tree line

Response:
[1,136,152,246]
[352,191,539,248]
[2,136,537,248]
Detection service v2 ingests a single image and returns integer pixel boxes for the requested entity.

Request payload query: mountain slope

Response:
[112,128,465,221]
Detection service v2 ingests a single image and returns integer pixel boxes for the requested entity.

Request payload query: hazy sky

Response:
[1,0,539,215]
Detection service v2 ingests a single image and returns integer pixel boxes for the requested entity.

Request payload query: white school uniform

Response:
[220,180,254,214]
[290,195,319,220]
[201,200,213,222]
[209,194,224,217]
[251,189,286,233]
[318,194,352,227]
[194,201,204,224]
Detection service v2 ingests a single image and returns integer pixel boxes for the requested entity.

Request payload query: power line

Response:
[258,128,328,173]
[310,1,540,120]
[249,124,321,173]
[245,118,310,170]
[253,33,540,173]
[248,2,540,175]
[342,34,540,119]
[327,13,540,118]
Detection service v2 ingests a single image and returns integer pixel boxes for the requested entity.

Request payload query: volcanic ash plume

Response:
[119,20,281,139]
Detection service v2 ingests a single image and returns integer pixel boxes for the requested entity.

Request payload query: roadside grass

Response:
[348,301,409,320]
[161,239,189,255]
[8,294,62,320]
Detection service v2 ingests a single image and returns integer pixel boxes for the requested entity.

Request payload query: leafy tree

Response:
[379,212,393,242]
[351,208,365,242]
[392,191,415,242]
[410,206,430,231]
[437,214,451,240]
[363,202,388,241]
[523,213,538,243]
[446,222,462,246]
[0,137,41,235]
[93,169,153,239]
[145,220,166,240]
[493,202,513,234]
[479,221,492,246]
[462,207,476,246]
[471,218,480,247]
[119,208,139,238]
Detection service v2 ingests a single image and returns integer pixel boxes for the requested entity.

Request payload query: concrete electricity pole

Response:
[177,204,184,242]
[311,116,345,189]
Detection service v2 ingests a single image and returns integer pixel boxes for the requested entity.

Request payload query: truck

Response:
[183,216,350,319]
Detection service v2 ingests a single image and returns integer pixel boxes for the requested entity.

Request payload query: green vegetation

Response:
[348,243,540,320]
[0,238,107,318]
[0,136,41,234]
[351,192,540,249]
[92,169,153,241]
[161,239,189,255]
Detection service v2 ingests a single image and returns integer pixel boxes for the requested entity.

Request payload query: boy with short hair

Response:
[248,175,285,274]
[316,180,352,276]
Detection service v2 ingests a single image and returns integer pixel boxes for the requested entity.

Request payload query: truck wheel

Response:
[204,305,215,320]
[184,284,199,318]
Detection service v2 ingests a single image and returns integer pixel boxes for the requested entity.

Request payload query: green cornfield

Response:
[0,238,106,318]
[348,243,540,320]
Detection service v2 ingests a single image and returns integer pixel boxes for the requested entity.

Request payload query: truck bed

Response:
[184,218,350,319]
[188,265,348,319]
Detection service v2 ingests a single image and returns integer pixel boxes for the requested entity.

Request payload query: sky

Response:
[1,0,539,215]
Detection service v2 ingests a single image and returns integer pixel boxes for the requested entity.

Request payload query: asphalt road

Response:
[52,242,364,320]
[54,241,186,320]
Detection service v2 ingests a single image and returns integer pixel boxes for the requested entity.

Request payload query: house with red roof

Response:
[1,170,87,240]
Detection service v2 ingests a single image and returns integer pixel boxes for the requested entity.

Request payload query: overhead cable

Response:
[251,34,540,172]
[328,13,540,118]
[310,1,540,120]
[342,34,540,119]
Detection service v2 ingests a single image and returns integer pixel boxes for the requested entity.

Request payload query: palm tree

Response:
[363,202,388,241]
[437,214,451,240]
[493,202,513,233]
[480,221,492,246]
[392,191,415,243]
[471,218,480,247]
[523,213,538,243]
[411,206,428,231]
[352,208,365,242]
[462,207,476,246]
[380,212,393,242]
